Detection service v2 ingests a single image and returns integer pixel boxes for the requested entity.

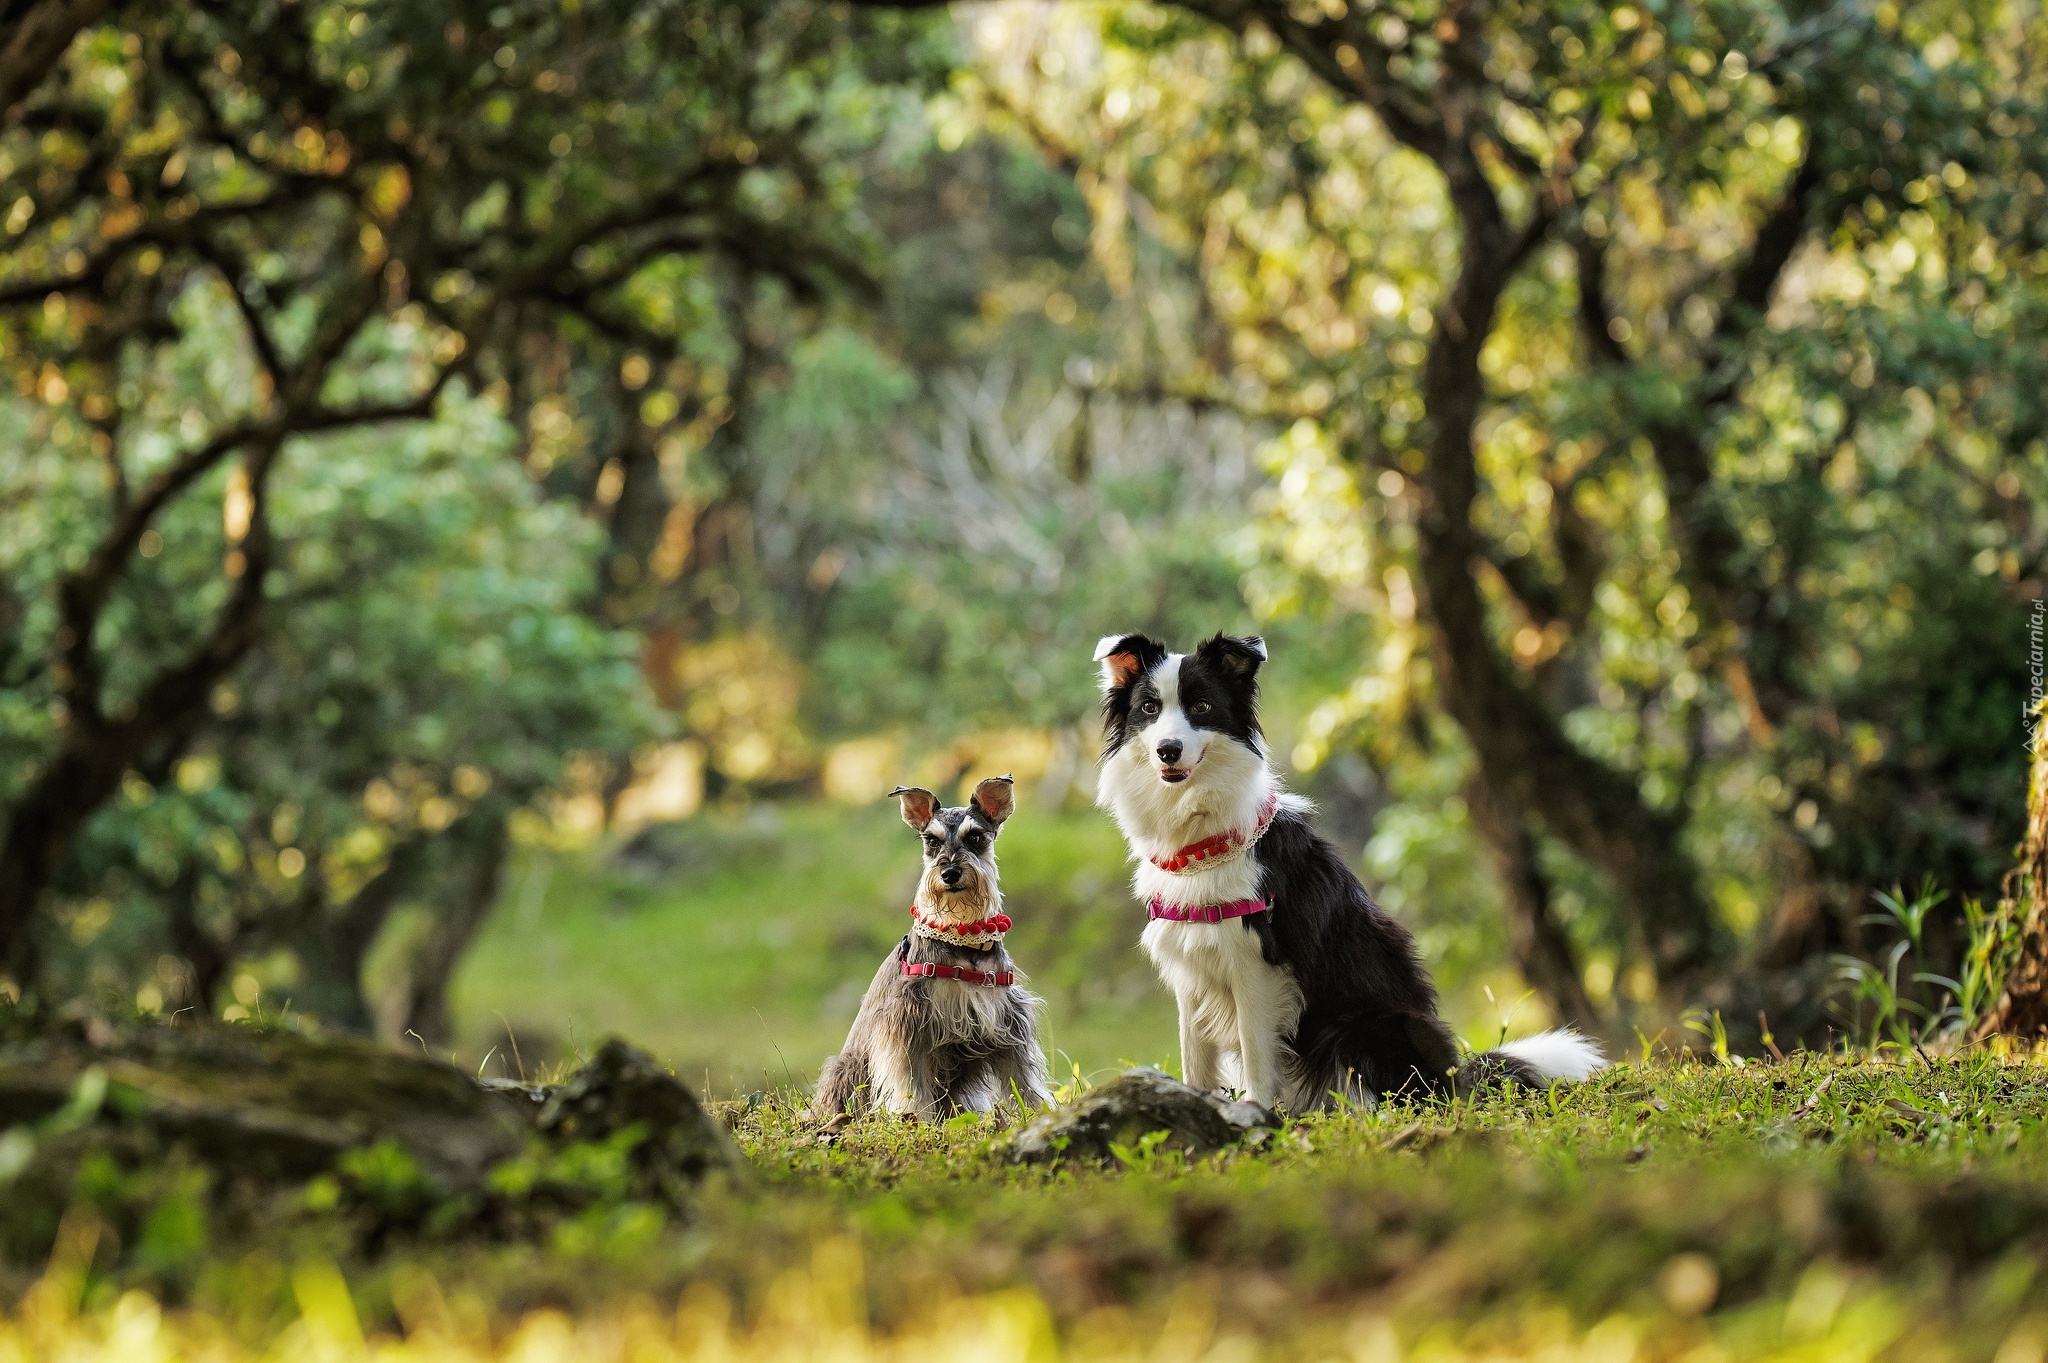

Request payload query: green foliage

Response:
[749,143,1284,740]
[1834,877,2027,1052]
[1359,730,1516,992]
[333,1141,440,1227]
[0,0,952,1018]
[1959,892,2026,1027]
[965,0,2042,1019]
[37,387,650,1010]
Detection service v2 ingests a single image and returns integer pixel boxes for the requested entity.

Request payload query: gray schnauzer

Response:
[812,775,1052,1120]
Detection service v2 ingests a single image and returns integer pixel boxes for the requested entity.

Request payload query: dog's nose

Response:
[940,865,964,887]
[1156,739,1183,765]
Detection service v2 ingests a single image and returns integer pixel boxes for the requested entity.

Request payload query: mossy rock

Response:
[1007,1068,1279,1166]
[0,1023,528,1191]
[537,1038,740,1199]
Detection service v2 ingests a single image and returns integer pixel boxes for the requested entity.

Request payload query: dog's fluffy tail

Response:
[1460,1028,1606,1092]
[1496,1028,1607,1082]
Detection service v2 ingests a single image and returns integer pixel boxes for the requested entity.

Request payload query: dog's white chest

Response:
[1141,916,1301,1042]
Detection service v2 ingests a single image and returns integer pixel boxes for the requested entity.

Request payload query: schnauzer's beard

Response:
[916,865,1003,923]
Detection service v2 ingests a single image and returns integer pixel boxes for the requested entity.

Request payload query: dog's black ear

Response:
[969,774,1015,828]
[886,785,940,831]
[1093,632,1166,689]
[1195,633,1266,681]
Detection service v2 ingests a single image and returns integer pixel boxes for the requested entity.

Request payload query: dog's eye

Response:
[963,833,986,852]
[1189,700,1211,716]
[922,836,942,853]
[1139,699,1160,716]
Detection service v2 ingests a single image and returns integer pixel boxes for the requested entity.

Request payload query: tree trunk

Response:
[0,744,133,986]
[1464,777,1603,1036]
[599,427,673,624]
[1972,718,2048,1041]
[1407,189,1723,1006]
[396,813,511,1044]
[0,434,282,983]
[163,863,232,1015]
[286,839,430,1034]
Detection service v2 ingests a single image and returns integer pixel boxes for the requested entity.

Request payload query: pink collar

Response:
[1148,898,1269,923]
[1149,791,1280,873]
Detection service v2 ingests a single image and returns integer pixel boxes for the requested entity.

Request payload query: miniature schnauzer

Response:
[813,775,1052,1120]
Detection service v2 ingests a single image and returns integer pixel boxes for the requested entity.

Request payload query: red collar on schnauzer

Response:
[1149,791,1280,872]
[909,905,1012,941]
[902,962,1015,986]
[1148,898,1269,923]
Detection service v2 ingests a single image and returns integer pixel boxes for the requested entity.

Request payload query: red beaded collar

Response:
[909,904,1012,948]
[1150,791,1280,873]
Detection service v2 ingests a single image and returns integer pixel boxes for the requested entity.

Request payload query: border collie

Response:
[813,776,1053,1120]
[1093,632,1604,1110]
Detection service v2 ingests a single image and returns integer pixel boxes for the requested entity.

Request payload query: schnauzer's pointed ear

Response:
[1195,633,1267,680]
[1093,632,1164,689]
[886,785,939,831]
[969,774,1015,827]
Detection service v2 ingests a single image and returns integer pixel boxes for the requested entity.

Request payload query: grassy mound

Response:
[7,1049,2048,1360]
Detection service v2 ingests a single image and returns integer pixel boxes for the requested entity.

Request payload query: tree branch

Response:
[192,237,288,399]
[1644,145,1826,733]
[1484,545,1569,627]
[1573,233,1631,368]
[1252,6,1445,160]
[1699,149,1824,405]
[0,185,327,312]
[0,0,110,128]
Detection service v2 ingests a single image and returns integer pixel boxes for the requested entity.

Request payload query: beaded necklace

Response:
[1148,790,1280,874]
[909,903,1013,950]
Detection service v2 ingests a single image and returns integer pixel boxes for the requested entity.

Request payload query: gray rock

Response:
[1215,1098,1279,1130]
[477,1077,552,1121]
[1007,1067,1279,1165]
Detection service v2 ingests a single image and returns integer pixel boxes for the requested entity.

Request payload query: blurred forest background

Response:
[0,0,2039,1094]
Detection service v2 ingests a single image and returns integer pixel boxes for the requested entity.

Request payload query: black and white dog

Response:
[813,776,1053,1120]
[1094,632,1603,1110]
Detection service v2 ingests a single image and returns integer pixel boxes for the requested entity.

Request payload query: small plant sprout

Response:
[1833,878,2011,1052]
[1682,1010,1736,1067]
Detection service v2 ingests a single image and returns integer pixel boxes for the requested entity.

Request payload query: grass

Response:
[449,801,1180,1097]
[14,1049,2048,1360]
